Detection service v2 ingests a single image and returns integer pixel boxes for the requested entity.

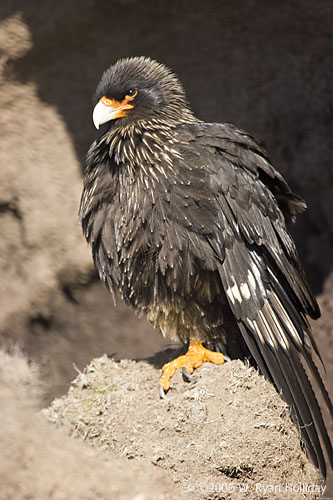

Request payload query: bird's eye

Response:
[126,89,138,99]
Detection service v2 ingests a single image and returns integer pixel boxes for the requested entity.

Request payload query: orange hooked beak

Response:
[93,95,135,129]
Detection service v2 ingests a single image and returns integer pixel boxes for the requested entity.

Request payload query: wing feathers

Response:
[217,222,332,477]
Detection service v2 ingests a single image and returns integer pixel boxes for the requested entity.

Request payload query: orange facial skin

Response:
[99,94,136,119]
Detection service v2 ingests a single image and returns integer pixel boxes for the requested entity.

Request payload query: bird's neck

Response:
[87,118,194,173]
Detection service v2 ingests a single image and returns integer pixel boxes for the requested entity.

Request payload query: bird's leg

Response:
[159,336,224,398]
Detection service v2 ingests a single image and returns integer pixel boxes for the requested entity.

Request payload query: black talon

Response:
[182,367,197,383]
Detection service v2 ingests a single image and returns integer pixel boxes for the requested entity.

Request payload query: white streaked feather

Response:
[252,318,266,345]
[265,300,290,350]
[240,282,251,300]
[270,290,303,346]
[247,270,257,291]
[226,283,242,303]
[258,309,277,349]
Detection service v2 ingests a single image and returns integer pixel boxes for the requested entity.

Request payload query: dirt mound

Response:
[44,353,323,500]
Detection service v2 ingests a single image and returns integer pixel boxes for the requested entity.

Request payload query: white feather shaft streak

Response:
[264,300,290,350]
[257,309,278,349]
[270,290,303,347]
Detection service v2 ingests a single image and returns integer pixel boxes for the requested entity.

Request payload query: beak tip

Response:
[93,101,105,130]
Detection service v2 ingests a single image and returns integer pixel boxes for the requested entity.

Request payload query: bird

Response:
[79,56,333,477]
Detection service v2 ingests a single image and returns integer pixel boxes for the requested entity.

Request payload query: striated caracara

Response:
[79,56,333,477]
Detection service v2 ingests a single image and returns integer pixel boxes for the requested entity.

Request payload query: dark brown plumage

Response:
[80,56,333,476]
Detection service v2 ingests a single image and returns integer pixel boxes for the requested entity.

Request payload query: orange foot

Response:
[159,342,224,398]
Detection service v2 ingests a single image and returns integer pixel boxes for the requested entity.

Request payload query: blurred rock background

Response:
[0,2,332,492]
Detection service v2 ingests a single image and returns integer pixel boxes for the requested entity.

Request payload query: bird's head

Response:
[92,56,194,130]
